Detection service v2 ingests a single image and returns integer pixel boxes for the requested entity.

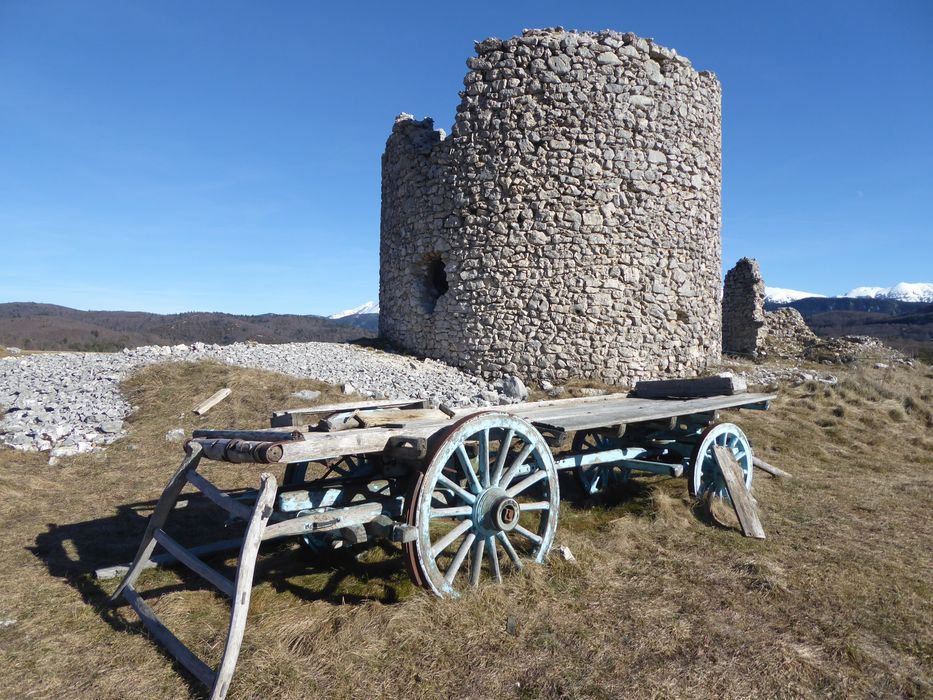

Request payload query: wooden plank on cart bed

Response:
[712,445,766,539]
[633,375,748,399]
[270,398,428,427]
[514,393,776,433]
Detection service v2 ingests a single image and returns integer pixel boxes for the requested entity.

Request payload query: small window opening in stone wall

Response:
[420,253,449,313]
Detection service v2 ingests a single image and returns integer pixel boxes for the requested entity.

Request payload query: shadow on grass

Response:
[28,491,414,697]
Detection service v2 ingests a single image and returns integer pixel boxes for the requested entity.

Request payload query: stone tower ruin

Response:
[380,28,722,383]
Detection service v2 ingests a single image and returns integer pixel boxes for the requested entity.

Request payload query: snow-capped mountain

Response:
[843,283,933,303]
[328,301,380,320]
[764,287,825,304]
[765,283,933,304]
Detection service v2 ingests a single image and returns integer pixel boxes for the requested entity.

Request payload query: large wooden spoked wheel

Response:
[572,430,631,496]
[688,422,753,500]
[404,412,560,597]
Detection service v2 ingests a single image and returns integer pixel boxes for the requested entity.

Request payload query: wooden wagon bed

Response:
[189,391,776,465]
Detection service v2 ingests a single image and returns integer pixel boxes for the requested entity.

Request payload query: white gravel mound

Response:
[0,341,506,458]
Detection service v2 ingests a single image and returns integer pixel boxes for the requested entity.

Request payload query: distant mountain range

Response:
[764,289,932,361]
[329,301,380,319]
[0,302,376,352]
[329,301,380,332]
[765,282,933,304]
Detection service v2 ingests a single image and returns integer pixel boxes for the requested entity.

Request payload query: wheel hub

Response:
[473,487,520,534]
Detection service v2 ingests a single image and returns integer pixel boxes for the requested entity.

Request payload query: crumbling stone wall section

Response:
[762,308,817,358]
[722,257,767,356]
[380,28,722,383]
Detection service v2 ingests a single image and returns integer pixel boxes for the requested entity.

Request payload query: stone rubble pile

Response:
[0,342,508,459]
[760,307,818,359]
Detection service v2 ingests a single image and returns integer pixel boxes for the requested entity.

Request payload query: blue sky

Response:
[1,1,931,315]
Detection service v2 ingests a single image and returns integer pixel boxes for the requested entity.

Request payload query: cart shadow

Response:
[28,493,410,614]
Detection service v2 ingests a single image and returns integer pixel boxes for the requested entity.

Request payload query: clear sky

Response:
[1,1,931,315]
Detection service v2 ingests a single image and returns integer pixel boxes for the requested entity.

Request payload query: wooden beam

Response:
[194,388,232,416]
[633,375,748,399]
[210,473,277,700]
[95,538,244,580]
[191,428,305,441]
[753,456,792,479]
[152,529,234,597]
[123,585,216,688]
[270,398,427,427]
[712,445,766,539]
[261,502,383,541]
[186,471,254,522]
[111,444,204,601]
[187,438,284,464]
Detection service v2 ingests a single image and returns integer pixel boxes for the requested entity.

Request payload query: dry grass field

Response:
[0,358,930,698]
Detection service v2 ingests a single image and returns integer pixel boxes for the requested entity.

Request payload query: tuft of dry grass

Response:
[0,359,930,698]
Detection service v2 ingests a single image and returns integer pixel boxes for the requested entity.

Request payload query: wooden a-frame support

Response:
[110,442,277,700]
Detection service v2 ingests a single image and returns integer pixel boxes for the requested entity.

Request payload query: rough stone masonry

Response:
[380,27,723,384]
[722,257,767,355]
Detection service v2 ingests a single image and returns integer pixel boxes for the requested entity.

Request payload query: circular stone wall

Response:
[380,28,722,384]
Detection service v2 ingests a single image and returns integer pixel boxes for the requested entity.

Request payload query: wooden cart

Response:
[104,386,774,699]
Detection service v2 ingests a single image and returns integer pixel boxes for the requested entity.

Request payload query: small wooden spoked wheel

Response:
[688,422,753,500]
[404,412,560,597]
[572,429,631,496]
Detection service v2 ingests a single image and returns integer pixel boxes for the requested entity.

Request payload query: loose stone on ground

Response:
[0,341,510,459]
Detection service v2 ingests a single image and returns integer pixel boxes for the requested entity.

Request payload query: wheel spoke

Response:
[486,536,501,582]
[479,429,490,488]
[470,537,485,587]
[496,531,523,569]
[513,524,543,545]
[518,501,550,512]
[430,519,473,558]
[445,532,476,583]
[498,440,536,488]
[457,445,482,494]
[491,428,514,486]
[430,505,473,519]
[437,473,476,504]
[506,469,546,497]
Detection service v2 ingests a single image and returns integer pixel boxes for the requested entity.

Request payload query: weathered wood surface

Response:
[753,456,792,479]
[111,443,203,600]
[261,502,383,540]
[192,427,306,441]
[192,393,775,465]
[186,471,254,522]
[713,445,766,539]
[152,528,235,597]
[513,393,774,433]
[270,398,427,427]
[194,388,232,415]
[634,375,748,399]
[95,537,244,580]
[210,473,277,700]
[123,585,216,688]
[189,438,284,464]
